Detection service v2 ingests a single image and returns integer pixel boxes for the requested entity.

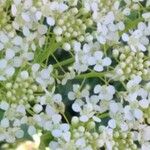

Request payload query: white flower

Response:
[93,51,111,72]
[124,106,143,121]
[122,29,149,52]
[32,64,54,88]
[94,84,115,100]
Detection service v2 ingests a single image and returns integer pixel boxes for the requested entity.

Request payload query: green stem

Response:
[35,35,59,63]
[51,53,66,73]
[75,71,112,79]
[53,57,75,68]
[99,112,109,118]
[56,71,112,79]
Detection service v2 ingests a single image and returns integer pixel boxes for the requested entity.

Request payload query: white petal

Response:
[20,71,29,79]
[94,51,103,60]
[109,102,118,113]
[139,99,149,109]
[13,57,22,67]
[143,126,150,141]
[38,25,48,35]
[12,36,22,46]
[21,12,30,22]
[88,57,96,65]
[134,109,143,120]
[94,65,103,72]
[13,0,21,5]
[52,114,62,124]
[108,119,116,128]
[27,126,36,136]
[102,57,111,66]
[11,4,17,16]
[120,122,128,131]
[68,92,75,100]
[1,118,9,128]
[0,101,9,110]
[72,103,81,112]
[5,49,15,60]
[35,11,42,20]
[5,67,15,77]
[23,26,30,37]
[15,130,24,138]
[137,43,146,52]
[0,59,7,69]
[53,94,62,102]
[32,63,40,72]
[60,124,70,132]
[94,84,101,94]
[52,129,62,138]
[47,17,55,26]
[92,116,101,122]
[97,35,106,44]
[122,33,129,42]
[0,33,9,43]
[80,115,89,122]
[62,132,70,142]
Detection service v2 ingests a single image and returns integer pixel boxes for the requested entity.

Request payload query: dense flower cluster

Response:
[0,0,150,150]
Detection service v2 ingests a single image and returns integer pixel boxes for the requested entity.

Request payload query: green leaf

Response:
[39,132,53,149]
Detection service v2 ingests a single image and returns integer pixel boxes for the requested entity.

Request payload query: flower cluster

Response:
[0,0,150,150]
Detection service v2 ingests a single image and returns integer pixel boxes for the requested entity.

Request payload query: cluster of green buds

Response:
[5,76,43,108]
[71,117,102,149]
[113,130,137,150]
[113,47,150,80]
[53,7,93,44]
